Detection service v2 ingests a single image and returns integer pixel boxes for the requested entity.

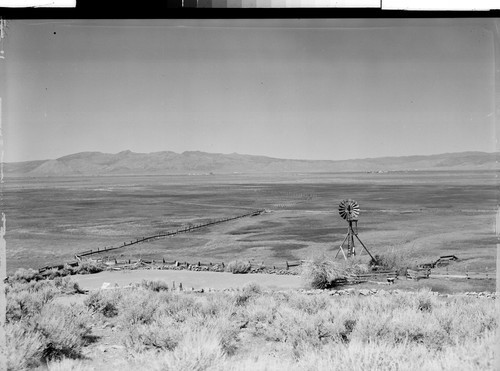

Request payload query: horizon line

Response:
[4,149,498,164]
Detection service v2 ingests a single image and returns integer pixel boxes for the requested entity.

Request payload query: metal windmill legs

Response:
[353,233,376,262]
[335,233,349,260]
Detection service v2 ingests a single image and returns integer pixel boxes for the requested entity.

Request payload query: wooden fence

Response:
[106,258,302,271]
[74,209,265,259]
[406,268,431,280]
[348,269,399,283]
[429,271,495,280]
[39,256,302,274]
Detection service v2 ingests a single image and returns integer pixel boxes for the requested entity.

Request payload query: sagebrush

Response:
[8,278,497,371]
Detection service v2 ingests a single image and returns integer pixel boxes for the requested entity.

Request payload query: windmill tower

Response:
[336,199,376,262]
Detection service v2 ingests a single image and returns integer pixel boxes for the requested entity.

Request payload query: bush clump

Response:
[73,260,104,275]
[370,248,413,272]
[84,290,121,317]
[301,257,348,289]
[226,260,251,274]
[10,268,43,283]
[7,281,60,322]
[141,279,170,292]
[7,303,92,369]
[35,303,92,360]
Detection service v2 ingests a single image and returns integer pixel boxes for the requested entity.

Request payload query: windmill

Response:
[335,199,376,262]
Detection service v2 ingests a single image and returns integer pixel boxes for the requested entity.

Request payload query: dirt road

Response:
[73,269,304,291]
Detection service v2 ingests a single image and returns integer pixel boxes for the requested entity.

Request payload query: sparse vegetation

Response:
[7,276,497,371]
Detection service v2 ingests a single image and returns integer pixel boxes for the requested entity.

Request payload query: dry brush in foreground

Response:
[5,273,497,371]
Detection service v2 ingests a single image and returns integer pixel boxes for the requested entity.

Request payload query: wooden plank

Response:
[352,274,398,279]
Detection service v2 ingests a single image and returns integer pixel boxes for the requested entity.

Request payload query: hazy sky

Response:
[1,19,497,162]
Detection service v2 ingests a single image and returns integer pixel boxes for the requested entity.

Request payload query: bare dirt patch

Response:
[72,270,304,291]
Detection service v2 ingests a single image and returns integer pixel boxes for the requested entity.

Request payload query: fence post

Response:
[286,261,289,270]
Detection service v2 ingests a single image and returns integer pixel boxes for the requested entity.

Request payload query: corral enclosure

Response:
[4,170,497,275]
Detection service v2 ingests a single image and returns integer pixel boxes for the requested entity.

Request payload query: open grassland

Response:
[5,277,497,371]
[4,171,497,281]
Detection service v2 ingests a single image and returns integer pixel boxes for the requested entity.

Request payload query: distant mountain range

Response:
[4,150,499,176]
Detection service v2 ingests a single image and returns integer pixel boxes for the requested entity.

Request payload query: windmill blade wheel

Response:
[338,199,359,220]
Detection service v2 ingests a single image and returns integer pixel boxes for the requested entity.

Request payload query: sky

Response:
[1,18,498,162]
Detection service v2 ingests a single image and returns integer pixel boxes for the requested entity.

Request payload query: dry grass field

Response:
[5,171,497,280]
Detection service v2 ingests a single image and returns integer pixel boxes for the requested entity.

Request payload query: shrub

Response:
[7,283,59,322]
[118,291,160,326]
[141,279,170,292]
[7,303,92,368]
[287,293,330,315]
[234,282,263,306]
[74,260,103,275]
[242,282,262,295]
[34,303,92,361]
[301,257,347,289]
[6,322,46,370]
[226,260,251,274]
[123,317,180,353]
[84,290,121,317]
[371,248,413,271]
[129,328,226,371]
[10,268,41,283]
[54,277,85,295]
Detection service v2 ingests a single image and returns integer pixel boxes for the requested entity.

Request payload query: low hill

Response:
[4,150,499,176]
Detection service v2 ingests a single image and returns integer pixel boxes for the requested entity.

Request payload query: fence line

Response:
[74,209,265,259]
[38,257,302,274]
[38,254,494,281]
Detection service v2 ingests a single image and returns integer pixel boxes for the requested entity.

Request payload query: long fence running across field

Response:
[74,209,265,259]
